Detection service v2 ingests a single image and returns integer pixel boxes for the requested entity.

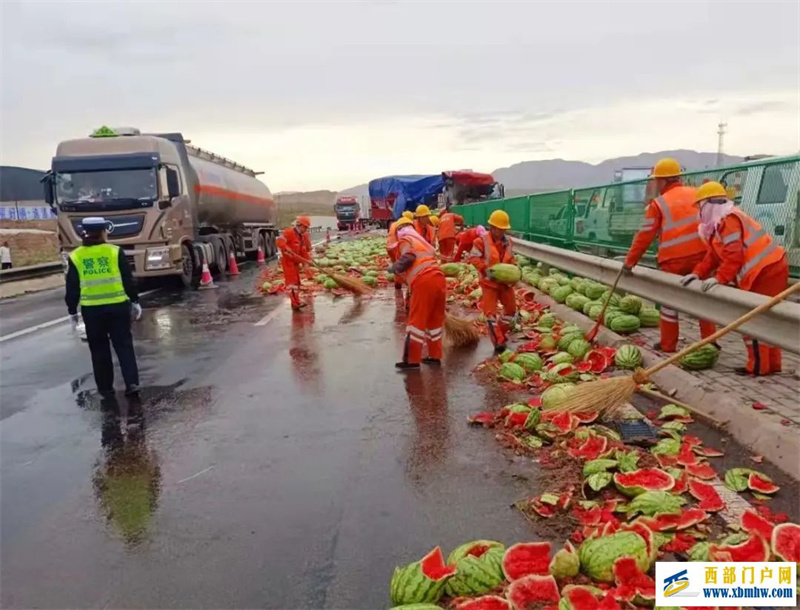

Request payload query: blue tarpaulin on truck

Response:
[368,175,445,220]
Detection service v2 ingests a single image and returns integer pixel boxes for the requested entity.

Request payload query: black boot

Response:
[494,344,507,355]
[422,357,441,365]
[395,361,421,371]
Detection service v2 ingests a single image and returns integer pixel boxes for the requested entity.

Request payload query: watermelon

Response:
[599,289,621,306]
[639,508,708,532]
[688,480,725,512]
[583,350,610,374]
[680,344,719,370]
[502,542,551,580]
[566,293,591,312]
[539,335,557,351]
[625,490,685,517]
[583,299,602,315]
[614,468,675,496]
[538,313,556,328]
[489,263,522,284]
[709,533,770,562]
[587,304,604,320]
[544,363,579,383]
[444,545,505,597]
[585,284,607,300]
[515,353,543,373]
[741,509,775,541]
[323,278,338,290]
[748,472,780,494]
[549,541,579,579]
[506,574,560,608]
[618,520,658,564]
[578,531,651,582]
[618,295,643,315]
[614,345,642,369]
[724,467,755,491]
[557,332,584,351]
[612,556,655,604]
[685,462,716,480]
[498,349,515,363]
[638,308,660,327]
[608,314,641,334]
[550,351,575,365]
[499,362,526,382]
[567,338,592,359]
[552,285,574,303]
[453,596,511,610]
[771,522,800,563]
[559,586,620,610]
[441,263,463,277]
[389,546,456,604]
[541,384,577,409]
[390,605,441,610]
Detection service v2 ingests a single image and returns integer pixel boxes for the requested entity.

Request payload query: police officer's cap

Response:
[81,217,109,231]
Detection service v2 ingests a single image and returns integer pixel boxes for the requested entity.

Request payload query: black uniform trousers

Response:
[82,302,139,395]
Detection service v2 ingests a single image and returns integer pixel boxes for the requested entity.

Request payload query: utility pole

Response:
[716,122,727,167]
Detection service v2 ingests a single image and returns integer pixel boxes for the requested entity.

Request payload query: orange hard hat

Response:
[296,216,311,228]
[651,158,682,179]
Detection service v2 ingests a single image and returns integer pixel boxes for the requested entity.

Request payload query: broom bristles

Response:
[544,375,637,417]
[329,273,372,295]
[445,313,481,347]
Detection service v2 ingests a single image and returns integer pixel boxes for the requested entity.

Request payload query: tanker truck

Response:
[43,127,278,287]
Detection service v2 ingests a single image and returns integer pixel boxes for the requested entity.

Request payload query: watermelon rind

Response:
[506,573,560,609]
[613,468,675,497]
[771,522,800,563]
[748,472,780,494]
[444,547,505,597]
[453,595,511,610]
[389,547,455,605]
[709,533,770,562]
[578,531,651,582]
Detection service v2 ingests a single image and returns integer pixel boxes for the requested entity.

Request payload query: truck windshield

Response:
[55,169,157,208]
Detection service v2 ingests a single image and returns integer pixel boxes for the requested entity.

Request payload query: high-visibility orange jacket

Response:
[437,212,464,241]
[386,221,400,253]
[693,209,785,289]
[625,183,706,266]
[469,232,514,285]
[302,232,312,257]
[276,227,306,264]
[454,227,480,261]
[395,230,438,288]
[414,220,436,245]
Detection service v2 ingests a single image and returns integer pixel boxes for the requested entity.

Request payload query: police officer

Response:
[65,217,142,398]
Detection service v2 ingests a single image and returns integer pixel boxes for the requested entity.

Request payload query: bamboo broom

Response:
[547,282,800,416]
[302,257,373,295]
[445,312,481,347]
[585,267,625,342]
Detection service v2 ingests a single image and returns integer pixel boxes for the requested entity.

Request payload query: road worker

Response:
[453,225,487,262]
[468,210,517,353]
[389,217,446,370]
[386,215,411,291]
[402,210,414,221]
[299,215,313,260]
[413,205,436,245]
[681,182,788,376]
[437,210,465,260]
[623,158,716,352]
[276,216,311,310]
[65,217,142,398]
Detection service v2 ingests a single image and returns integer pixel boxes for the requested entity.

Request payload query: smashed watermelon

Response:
[568,435,609,460]
[453,596,511,610]
[709,533,770,562]
[640,508,708,532]
[613,468,675,496]
[688,479,725,512]
[748,472,780,494]
[583,350,611,374]
[771,522,800,563]
[685,462,716,480]
[559,585,620,610]
[502,542,551,580]
[612,556,655,604]
[506,573,560,609]
[742,509,775,541]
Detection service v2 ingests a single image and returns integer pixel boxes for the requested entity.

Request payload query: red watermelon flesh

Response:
[506,573,560,608]
[563,586,620,610]
[568,435,609,460]
[549,411,578,433]
[694,446,725,457]
[683,434,702,446]
[583,350,611,374]
[503,542,552,580]
[709,533,770,562]
[741,509,775,541]
[613,468,675,496]
[576,361,594,373]
[612,556,655,602]
[421,546,457,580]
[620,521,656,559]
[527,397,542,408]
[771,522,800,563]
[573,411,599,424]
[672,472,689,494]
[677,443,699,466]
[655,453,678,468]
[469,411,496,426]
[640,508,708,532]
[748,473,780,494]
[506,411,529,428]
[455,595,511,610]
[686,462,717,480]
[688,480,725,512]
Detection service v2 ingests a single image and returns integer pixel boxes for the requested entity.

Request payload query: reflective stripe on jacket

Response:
[398,230,438,287]
[70,243,128,307]
[437,213,463,241]
[651,185,706,262]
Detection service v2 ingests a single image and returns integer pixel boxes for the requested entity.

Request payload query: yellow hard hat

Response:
[402,211,414,220]
[651,158,682,178]
[695,181,728,203]
[415,204,431,218]
[488,209,511,230]
[430,215,440,226]
[395,217,413,228]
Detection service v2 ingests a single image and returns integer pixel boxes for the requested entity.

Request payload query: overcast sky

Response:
[2,0,798,192]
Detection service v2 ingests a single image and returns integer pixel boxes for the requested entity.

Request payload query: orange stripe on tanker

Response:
[194,184,275,206]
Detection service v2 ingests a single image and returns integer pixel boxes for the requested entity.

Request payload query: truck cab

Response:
[334,196,361,230]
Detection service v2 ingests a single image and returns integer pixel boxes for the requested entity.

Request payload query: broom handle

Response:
[644,282,800,377]
[597,267,625,321]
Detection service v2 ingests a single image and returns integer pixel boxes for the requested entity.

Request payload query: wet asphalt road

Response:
[1,264,535,608]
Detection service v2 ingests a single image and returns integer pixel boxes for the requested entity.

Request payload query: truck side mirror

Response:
[166,168,180,199]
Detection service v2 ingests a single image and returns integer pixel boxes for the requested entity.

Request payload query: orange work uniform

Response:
[469,232,516,350]
[386,221,403,290]
[437,212,464,260]
[694,209,788,375]
[454,227,480,262]
[414,219,436,245]
[395,230,446,364]
[276,227,307,309]
[625,183,715,352]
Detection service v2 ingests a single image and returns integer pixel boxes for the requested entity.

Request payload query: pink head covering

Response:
[475,225,487,237]
[397,225,416,238]
[698,198,735,241]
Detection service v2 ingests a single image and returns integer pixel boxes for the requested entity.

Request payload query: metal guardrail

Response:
[512,238,800,353]
[0,261,63,283]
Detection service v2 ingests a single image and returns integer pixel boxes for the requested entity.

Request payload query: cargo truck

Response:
[334,195,361,230]
[43,127,278,288]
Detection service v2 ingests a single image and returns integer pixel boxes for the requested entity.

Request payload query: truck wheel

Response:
[180,243,196,289]
[215,240,227,274]
[258,233,268,258]
[266,232,276,258]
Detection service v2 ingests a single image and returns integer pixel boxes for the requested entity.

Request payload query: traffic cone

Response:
[228,250,240,275]
[256,246,266,266]
[199,261,215,289]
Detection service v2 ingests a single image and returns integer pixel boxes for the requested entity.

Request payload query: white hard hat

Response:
[81,217,108,230]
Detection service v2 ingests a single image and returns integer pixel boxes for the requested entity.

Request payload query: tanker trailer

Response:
[44,127,278,287]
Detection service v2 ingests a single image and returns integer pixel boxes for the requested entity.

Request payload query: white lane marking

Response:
[0,288,161,343]
[177,465,214,484]
[254,305,284,327]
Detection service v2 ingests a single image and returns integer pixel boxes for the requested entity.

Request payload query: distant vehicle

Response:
[440,171,503,207]
[44,126,278,287]
[368,175,444,228]
[334,195,361,231]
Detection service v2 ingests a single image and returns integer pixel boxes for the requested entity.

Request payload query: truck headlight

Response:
[145,247,172,270]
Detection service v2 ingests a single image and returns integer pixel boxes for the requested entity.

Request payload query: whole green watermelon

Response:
[567,338,592,359]
[489,263,522,285]
[570,277,585,291]
[639,308,660,327]
[556,275,572,286]
[538,313,557,328]
[680,344,720,370]
[551,352,574,365]
[619,295,643,315]
[558,332,584,351]
[578,531,651,582]
[567,294,591,312]
[583,300,602,316]
[441,263,463,277]
[541,383,577,408]
[602,309,624,325]
[515,353,543,373]
[585,283,607,300]
[523,273,542,287]
[499,362,526,382]
[588,304,604,320]
[600,290,621,307]
[552,285,574,303]
[615,345,643,369]
[444,546,505,597]
[608,314,641,334]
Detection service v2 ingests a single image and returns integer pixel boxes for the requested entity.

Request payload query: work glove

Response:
[131,302,143,321]
[701,278,719,293]
[680,273,699,287]
[69,314,80,333]
[621,264,633,275]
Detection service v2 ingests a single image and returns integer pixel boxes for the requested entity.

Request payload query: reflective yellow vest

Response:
[70,244,128,307]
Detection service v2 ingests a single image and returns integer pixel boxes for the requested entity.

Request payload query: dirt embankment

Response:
[0,220,60,266]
